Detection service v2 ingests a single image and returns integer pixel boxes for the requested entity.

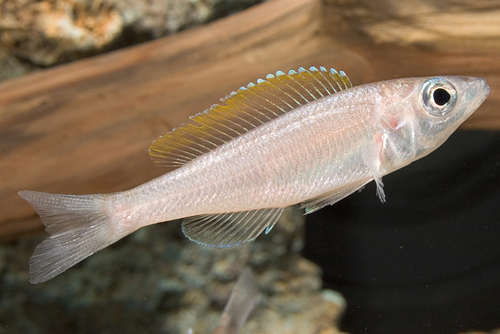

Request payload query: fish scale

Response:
[19,67,490,283]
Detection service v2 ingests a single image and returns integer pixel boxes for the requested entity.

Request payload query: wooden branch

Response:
[1,0,499,241]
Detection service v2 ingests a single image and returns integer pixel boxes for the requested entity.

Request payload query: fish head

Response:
[409,75,490,160]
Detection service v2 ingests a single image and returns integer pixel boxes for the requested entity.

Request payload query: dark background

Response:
[303,130,500,334]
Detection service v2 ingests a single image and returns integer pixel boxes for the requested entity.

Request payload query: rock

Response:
[0,206,345,333]
[0,48,35,80]
[0,0,264,80]
[0,0,123,66]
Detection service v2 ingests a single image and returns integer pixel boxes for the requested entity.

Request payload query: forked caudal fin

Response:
[18,190,128,284]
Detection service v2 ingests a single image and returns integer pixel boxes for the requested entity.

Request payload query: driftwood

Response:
[1,0,499,241]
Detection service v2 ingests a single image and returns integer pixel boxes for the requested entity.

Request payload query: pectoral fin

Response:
[362,136,387,203]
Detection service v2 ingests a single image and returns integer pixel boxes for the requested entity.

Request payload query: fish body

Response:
[19,67,490,283]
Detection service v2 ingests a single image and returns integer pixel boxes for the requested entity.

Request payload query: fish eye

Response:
[433,88,450,106]
[421,78,457,117]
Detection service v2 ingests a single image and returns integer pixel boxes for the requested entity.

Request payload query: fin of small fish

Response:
[301,178,371,214]
[182,208,284,247]
[212,267,259,334]
[149,67,352,167]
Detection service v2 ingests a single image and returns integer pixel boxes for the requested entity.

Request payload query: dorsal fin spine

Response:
[309,66,333,95]
[243,85,287,115]
[274,74,310,104]
[288,74,314,101]
[211,111,246,135]
[189,127,222,147]
[260,82,293,109]
[165,133,203,155]
[174,127,213,151]
[334,69,351,90]
[299,70,325,98]
[167,156,189,165]
[320,66,338,94]
[203,112,242,137]
[161,145,194,160]
[149,144,193,165]
[256,81,294,111]
[180,125,218,149]
[150,145,189,165]
[329,69,343,91]
[310,73,326,97]
[226,98,268,123]
[194,117,232,141]
[340,70,351,89]
[218,107,254,131]
[187,120,227,144]
[321,71,338,93]
[262,79,301,108]
[214,106,253,131]
[234,92,278,119]
[166,140,205,160]
[337,70,347,90]
[318,67,338,94]
[267,77,302,106]
[149,66,352,168]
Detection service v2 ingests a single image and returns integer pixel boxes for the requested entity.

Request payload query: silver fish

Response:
[212,268,259,334]
[19,67,490,284]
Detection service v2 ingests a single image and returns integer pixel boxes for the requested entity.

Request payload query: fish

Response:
[212,267,259,334]
[18,66,490,284]
[186,267,258,334]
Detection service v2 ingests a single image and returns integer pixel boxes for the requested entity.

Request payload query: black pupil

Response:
[433,88,451,106]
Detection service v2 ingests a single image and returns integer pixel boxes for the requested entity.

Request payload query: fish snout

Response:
[463,77,490,115]
[476,77,490,100]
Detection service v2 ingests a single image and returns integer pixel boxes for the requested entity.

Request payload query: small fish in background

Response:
[19,67,490,284]
[186,268,258,334]
[212,268,259,334]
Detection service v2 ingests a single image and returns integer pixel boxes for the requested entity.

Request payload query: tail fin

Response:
[18,190,126,284]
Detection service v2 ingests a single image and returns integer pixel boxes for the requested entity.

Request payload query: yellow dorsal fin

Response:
[149,66,352,167]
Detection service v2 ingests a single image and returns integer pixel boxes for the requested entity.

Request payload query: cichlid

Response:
[212,267,259,334]
[19,67,490,284]
[187,267,258,334]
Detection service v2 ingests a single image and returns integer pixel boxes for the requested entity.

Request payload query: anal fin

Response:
[300,179,371,214]
[182,208,284,247]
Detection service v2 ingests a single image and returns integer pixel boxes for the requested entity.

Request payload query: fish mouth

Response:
[478,78,490,102]
[465,77,490,116]
[475,77,490,101]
